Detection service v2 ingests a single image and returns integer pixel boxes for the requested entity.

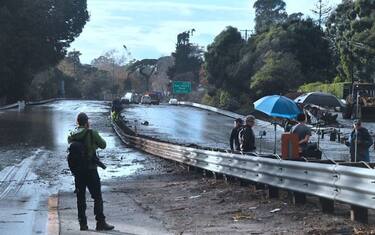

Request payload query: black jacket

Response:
[230,126,242,151]
[349,127,373,161]
[239,125,256,152]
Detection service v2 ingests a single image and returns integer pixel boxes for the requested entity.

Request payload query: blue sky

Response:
[70,0,341,64]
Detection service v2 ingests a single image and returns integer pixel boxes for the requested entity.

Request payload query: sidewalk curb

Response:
[47,193,60,235]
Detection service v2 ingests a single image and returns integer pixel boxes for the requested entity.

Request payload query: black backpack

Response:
[67,130,90,175]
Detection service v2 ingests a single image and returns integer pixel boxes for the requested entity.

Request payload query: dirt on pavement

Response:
[59,154,375,234]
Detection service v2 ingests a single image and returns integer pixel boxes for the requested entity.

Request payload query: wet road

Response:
[0,100,146,235]
[123,104,362,161]
[124,104,235,149]
[0,100,374,234]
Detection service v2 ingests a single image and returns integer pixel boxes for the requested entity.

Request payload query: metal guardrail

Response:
[177,101,284,131]
[0,102,18,110]
[27,98,59,105]
[178,101,243,119]
[112,120,375,211]
[0,98,60,110]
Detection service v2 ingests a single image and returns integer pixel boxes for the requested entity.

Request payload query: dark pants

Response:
[74,169,105,223]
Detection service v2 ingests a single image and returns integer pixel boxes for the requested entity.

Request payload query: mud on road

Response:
[85,159,375,235]
[2,101,375,234]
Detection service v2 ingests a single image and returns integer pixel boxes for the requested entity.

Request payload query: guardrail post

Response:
[212,171,217,180]
[240,179,251,187]
[255,183,266,190]
[291,192,306,205]
[18,100,26,111]
[319,198,334,214]
[223,174,237,184]
[268,186,279,199]
[350,205,368,224]
[223,174,228,184]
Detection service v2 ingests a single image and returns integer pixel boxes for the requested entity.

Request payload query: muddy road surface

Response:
[1,101,375,234]
[0,100,147,235]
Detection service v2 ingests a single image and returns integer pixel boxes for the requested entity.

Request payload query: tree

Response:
[311,0,333,28]
[168,29,203,86]
[253,0,288,33]
[251,52,303,97]
[91,50,130,95]
[326,0,375,82]
[281,17,335,84]
[127,59,158,92]
[205,26,245,91]
[0,0,89,103]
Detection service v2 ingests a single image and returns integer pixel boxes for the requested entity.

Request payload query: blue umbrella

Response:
[254,95,302,119]
[254,95,302,154]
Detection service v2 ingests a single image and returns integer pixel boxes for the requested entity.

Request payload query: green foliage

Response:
[326,0,375,82]
[0,0,89,103]
[168,30,203,86]
[251,52,303,97]
[205,26,245,91]
[80,68,111,99]
[201,89,251,114]
[299,82,345,98]
[126,59,158,92]
[254,0,288,33]
[204,10,335,101]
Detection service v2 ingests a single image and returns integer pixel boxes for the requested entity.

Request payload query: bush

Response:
[299,82,345,98]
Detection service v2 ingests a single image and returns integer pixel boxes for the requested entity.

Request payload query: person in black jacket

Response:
[239,115,256,152]
[349,119,373,162]
[230,118,243,151]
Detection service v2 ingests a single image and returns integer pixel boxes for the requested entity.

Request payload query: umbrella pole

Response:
[317,120,320,149]
[354,128,358,162]
[274,123,277,154]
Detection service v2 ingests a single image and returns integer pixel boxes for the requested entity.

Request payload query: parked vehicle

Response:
[148,93,160,105]
[168,98,178,105]
[121,92,140,104]
[140,95,152,104]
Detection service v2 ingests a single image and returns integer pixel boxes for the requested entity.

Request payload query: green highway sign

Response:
[172,81,191,94]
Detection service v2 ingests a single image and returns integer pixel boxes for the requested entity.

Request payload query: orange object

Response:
[281,133,300,160]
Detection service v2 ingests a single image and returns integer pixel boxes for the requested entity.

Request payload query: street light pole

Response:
[112,60,115,100]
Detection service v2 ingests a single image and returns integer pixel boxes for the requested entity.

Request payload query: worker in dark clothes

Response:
[239,115,256,152]
[230,118,243,151]
[291,113,311,154]
[349,120,373,162]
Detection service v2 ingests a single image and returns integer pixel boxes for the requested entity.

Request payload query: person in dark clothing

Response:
[68,112,115,231]
[230,118,243,151]
[111,99,122,121]
[349,120,373,162]
[291,113,311,154]
[239,115,256,152]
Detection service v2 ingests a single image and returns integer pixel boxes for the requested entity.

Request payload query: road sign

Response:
[172,81,191,94]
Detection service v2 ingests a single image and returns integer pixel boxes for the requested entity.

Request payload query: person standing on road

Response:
[239,115,256,152]
[291,113,311,155]
[348,120,373,162]
[230,118,243,151]
[68,112,115,231]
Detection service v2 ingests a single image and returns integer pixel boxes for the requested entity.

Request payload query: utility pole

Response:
[240,29,252,41]
[112,60,115,100]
